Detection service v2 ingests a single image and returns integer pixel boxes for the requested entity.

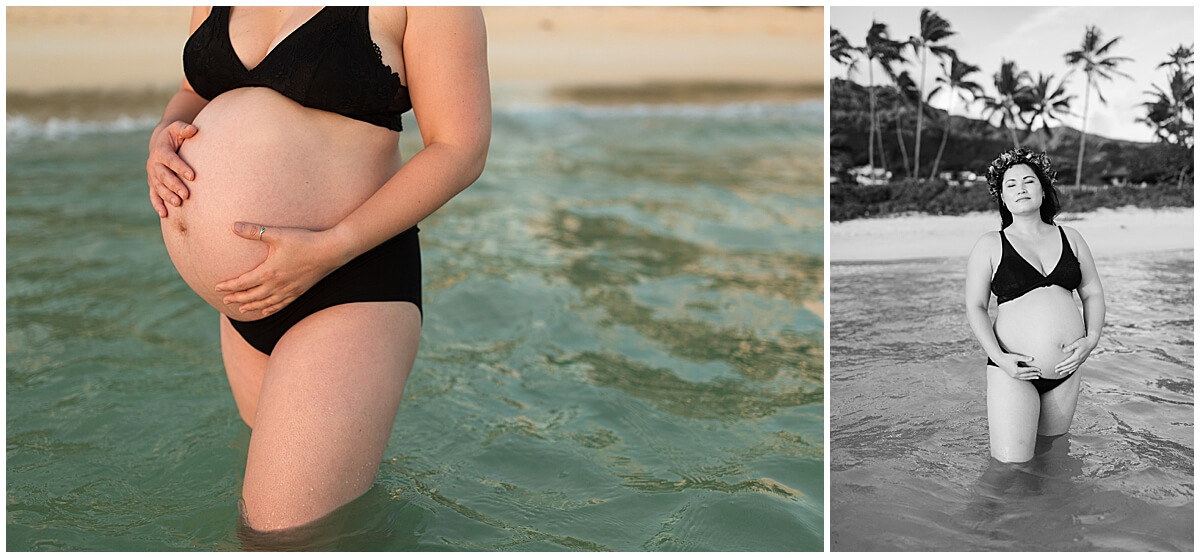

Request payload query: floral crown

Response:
[985,148,1056,199]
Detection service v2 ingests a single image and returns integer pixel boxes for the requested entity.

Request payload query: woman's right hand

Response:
[146,120,198,218]
[993,352,1041,381]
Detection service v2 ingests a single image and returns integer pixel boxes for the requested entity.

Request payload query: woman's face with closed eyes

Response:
[1000,164,1043,212]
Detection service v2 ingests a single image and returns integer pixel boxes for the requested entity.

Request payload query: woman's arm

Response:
[327,6,492,264]
[145,6,211,218]
[216,7,491,315]
[1055,227,1106,374]
[965,233,1040,379]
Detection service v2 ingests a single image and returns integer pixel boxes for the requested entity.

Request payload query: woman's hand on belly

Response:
[146,121,198,218]
[215,221,350,316]
[992,351,1042,381]
[1051,335,1097,378]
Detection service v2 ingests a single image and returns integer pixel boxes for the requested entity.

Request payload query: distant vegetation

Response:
[831,178,1193,222]
[830,10,1193,221]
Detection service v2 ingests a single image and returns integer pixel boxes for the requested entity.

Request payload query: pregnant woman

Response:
[145,7,490,532]
[965,148,1105,464]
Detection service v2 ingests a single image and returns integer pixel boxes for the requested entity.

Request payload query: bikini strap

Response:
[1058,225,1076,259]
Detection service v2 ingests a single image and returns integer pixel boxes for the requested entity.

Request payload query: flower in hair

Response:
[985,148,1057,199]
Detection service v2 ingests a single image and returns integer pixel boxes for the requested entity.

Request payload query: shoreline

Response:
[831,206,1195,262]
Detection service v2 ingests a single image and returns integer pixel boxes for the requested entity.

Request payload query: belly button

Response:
[175,217,188,235]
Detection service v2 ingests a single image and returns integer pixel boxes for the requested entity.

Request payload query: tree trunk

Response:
[868,63,877,171]
[913,48,928,179]
[930,91,957,180]
[875,110,889,174]
[1074,72,1092,188]
[895,117,911,179]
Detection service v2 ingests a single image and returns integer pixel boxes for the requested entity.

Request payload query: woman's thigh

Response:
[1037,372,1082,436]
[986,365,1042,463]
[240,301,421,532]
[220,315,270,428]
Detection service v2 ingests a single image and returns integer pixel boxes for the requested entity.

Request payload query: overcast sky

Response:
[829,6,1194,143]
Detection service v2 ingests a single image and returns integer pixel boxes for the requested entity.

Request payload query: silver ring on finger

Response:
[258,226,266,241]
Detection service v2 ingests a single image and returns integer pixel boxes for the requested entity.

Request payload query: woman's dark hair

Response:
[985,148,1061,228]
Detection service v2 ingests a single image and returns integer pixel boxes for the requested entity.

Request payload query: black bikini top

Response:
[991,226,1082,305]
[183,6,412,131]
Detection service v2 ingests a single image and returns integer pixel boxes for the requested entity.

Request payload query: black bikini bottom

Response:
[986,358,1071,395]
[228,226,422,355]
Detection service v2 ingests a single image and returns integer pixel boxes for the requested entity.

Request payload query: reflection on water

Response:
[971,435,1084,512]
[830,254,1194,552]
[7,100,823,551]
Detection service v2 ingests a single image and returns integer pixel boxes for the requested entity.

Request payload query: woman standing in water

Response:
[965,148,1105,463]
[144,7,490,532]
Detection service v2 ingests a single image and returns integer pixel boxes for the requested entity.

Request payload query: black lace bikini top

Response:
[991,226,1082,305]
[183,6,412,131]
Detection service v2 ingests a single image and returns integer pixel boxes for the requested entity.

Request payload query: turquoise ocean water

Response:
[830,251,1193,551]
[7,98,823,550]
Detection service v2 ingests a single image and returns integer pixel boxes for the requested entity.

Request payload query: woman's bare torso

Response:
[160,87,402,321]
[993,286,1085,380]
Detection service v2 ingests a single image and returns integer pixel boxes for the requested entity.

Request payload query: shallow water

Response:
[829,252,1194,551]
[6,99,823,550]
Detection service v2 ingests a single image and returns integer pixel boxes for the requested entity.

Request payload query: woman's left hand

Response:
[215,222,345,317]
[1053,336,1097,377]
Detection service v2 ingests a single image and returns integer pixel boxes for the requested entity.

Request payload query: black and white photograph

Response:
[828,5,1193,552]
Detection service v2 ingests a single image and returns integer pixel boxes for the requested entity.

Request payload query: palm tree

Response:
[1139,44,1194,189]
[909,9,955,179]
[1063,25,1133,187]
[882,68,920,178]
[1159,43,1194,72]
[1138,69,1194,147]
[1019,72,1075,152]
[860,21,906,173]
[928,52,983,180]
[1146,43,1195,148]
[830,28,859,80]
[981,60,1031,149]
[872,48,911,179]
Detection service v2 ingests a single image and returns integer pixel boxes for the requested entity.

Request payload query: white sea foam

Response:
[6,114,159,140]
[494,99,821,120]
[6,99,818,141]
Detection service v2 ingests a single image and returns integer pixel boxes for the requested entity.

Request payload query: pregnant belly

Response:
[993,287,1085,379]
[159,87,400,321]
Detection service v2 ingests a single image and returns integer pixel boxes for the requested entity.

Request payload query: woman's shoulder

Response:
[1058,224,1088,243]
[973,230,1003,247]
[968,230,1003,259]
[1058,224,1091,253]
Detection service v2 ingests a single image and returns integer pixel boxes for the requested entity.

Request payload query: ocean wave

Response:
[6,98,819,141]
[494,99,821,120]
[7,114,159,140]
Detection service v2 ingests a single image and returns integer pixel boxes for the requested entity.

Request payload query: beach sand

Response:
[6,6,822,105]
[831,207,1195,262]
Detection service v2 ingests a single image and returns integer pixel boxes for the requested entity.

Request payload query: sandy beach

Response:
[6,6,822,104]
[831,207,1195,262]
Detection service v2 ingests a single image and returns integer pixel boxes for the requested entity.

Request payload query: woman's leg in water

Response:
[986,365,1041,463]
[237,301,421,531]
